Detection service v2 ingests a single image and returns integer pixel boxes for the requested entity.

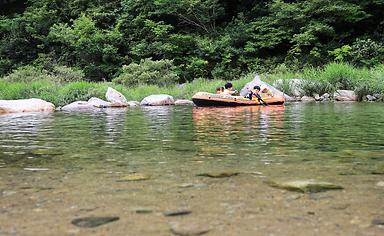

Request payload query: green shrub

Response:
[113,58,179,87]
[350,39,384,67]
[51,65,85,83]
[3,65,53,83]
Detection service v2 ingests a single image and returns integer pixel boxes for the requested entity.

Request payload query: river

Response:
[1,103,383,235]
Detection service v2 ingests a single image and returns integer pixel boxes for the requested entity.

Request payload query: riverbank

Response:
[0,63,383,106]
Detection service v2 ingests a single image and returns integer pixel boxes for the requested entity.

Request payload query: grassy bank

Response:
[0,63,383,106]
[0,75,254,106]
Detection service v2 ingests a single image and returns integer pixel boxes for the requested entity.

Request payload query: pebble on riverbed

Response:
[117,174,151,181]
[163,209,192,217]
[71,216,119,228]
[169,222,210,236]
[265,180,343,193]
[196,171,239,178]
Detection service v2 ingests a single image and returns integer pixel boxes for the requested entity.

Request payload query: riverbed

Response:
[1,103,383,235]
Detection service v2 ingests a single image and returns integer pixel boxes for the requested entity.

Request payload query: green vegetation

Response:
[0,1,383,104]
[1,62,383,105]
[0,0,383,82]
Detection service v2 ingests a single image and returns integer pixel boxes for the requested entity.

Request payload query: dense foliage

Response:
[1,0,383,82]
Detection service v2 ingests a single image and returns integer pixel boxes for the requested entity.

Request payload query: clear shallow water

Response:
[1,103,384,235]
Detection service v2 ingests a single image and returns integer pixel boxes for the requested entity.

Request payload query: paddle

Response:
[255,93,268,106]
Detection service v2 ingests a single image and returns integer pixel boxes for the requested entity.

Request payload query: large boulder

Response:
[334,90,357,101]
[0,98,55,114]
[105,87,128,106]
[140,94,175,106]
[240,75,294,101]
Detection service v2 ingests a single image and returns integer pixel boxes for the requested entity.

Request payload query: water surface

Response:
[1,103,383,235]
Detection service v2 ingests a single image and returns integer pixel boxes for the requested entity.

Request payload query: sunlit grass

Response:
[1,63,383,105]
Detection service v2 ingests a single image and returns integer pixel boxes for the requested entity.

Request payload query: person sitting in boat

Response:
[222,82,239,95]
[216,86,224,94]
[246,85,261,100]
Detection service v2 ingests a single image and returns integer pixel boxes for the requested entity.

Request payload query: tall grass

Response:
[1,63,383,105]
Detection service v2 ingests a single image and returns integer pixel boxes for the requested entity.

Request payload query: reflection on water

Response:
[0,103,383,173]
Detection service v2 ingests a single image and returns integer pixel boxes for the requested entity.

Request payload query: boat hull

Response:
[192,92,284,107]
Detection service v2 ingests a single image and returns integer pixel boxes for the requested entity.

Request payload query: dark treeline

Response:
[0,0,383,82]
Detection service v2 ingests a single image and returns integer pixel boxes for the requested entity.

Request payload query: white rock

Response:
[61,101,95,111]
[88,97,112,108]
[241,75,293,101]
[334,90,357,101]
[366,95,376,101]
[313,94,321,101]
[127,101,140,107]
[0,98,55,114]
[140,94,175,106]
[175,99,194,106]
[105,87,128,105]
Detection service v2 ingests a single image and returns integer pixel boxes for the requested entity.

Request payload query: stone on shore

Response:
[313,94,322,101]
[127,101,140,107]
[334,90,357,101]
[61,101,96,111]
[366,95,376,101]
[88,97,112,108]
[266,180,343,193]
[0,98,55,114]
[301,96,316,102]
[175,100,194,106]
[140,94,175,106]
[106,87,128,105]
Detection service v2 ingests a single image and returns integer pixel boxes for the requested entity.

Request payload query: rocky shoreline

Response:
[1,81,382,114]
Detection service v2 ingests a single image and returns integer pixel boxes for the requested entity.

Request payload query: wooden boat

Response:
[192,92,284,107]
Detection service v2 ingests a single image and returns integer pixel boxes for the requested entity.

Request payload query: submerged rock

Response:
[133,208,153,214]
[23,168,49,171]
[0,98,55,114]
[140,94,175,106]
[371,218,384,226]
[163,209,192,216]
[117,174,151,181]
[197,171,239,178]
[266,180,343,193]
[169,222,210,236]
[106,87,128,105]
[71,216,119,228]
